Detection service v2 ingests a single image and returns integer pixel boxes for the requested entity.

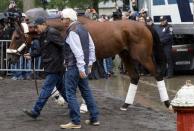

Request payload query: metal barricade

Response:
[0,40,44,73]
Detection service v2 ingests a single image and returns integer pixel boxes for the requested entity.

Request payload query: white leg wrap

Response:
[55,96,65,106]
[157,80,169,102]
[51,87,59,98]
[124,83,138,104]
[80,98,88,113]
[51,87,65,106]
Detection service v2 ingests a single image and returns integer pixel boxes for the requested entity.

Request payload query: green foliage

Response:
[65,0,91,9]
[34,0,116,10]
[48,0,66,10]
[0,0,23,12]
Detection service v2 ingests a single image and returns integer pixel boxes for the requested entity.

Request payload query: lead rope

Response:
[32,59,39,95]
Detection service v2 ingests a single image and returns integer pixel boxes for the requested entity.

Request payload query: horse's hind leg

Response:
[140,56,171,108]
[119,51,140,111]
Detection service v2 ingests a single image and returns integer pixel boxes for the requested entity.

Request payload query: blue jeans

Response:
[64,66,99,124]
[11,56,32,79]
[23,57,32,78]
[32,73,66,116]
[103,57,113,74]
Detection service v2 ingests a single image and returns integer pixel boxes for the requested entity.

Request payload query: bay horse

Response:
[7,14,172,111]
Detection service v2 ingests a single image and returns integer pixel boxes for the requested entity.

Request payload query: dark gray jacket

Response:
[31,26,64,73]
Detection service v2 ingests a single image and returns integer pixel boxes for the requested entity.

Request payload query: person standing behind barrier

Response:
[7,0,18,12]
[139,8,148,19]
[99,15,113,79]
[60,8,99,129]
[155,16,174,78]
[23,16,67,119]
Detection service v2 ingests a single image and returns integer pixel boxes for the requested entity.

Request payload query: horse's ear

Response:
[14,22,20,31]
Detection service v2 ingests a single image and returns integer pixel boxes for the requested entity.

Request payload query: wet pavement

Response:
[90,74,192,111]
[0,74,192,131]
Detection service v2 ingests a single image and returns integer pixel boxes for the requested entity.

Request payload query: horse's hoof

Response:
[120,107,127,111]
[120,103,130,111]
[164,100,171,108]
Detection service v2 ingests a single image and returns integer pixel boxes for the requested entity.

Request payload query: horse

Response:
[7,14,172,110]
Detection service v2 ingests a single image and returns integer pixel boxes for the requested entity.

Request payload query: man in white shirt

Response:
[60,8,99,129]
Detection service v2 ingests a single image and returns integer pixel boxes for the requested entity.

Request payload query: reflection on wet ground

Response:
[89,74,194,111]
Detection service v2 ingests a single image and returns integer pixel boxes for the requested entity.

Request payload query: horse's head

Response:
[7,22,33,63]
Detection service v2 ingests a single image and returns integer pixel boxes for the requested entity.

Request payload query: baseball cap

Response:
[146,16,152,22]
[61,8,77,21]
[33,16,46,25]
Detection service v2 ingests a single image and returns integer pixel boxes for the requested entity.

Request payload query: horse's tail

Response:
[146,25,166,75]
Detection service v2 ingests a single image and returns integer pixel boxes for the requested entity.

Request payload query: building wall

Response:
[98,0,123,15]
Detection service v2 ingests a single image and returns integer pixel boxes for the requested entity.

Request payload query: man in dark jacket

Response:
[23,16,66,119]
[155,16,174,78]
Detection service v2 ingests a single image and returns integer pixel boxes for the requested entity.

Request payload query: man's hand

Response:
[88,65,92,74]
[79,71,87,79]
[24,53,31,60]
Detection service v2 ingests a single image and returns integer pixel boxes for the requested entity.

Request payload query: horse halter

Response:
[6,22,29,55]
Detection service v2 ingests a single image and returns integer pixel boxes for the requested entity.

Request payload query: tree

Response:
[23,0,35,12]
[34,0,117,13]
[0,0,23,12]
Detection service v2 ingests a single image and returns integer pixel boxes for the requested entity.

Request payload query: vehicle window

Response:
[168,0,177,4]
[153,0,165,5]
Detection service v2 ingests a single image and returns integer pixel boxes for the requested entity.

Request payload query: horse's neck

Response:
[78,16,95,24]
[46,18,66,36]
[45,17,95,36]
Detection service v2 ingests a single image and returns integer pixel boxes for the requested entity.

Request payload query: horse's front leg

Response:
[155,72,171,108]
[141,56,172,110]
[120,73,140,111]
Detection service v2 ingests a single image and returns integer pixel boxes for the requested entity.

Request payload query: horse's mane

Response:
[146,25,166,66]
[46,18,64,31]
[45,16,95,36]
[78,16,95,24]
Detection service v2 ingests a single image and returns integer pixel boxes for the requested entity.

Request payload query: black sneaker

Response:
[23,109,38,119]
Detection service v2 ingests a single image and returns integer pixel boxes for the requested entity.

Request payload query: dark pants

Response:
[32,73,66,116]
[163,44,174,76]
[64,66,99,124]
